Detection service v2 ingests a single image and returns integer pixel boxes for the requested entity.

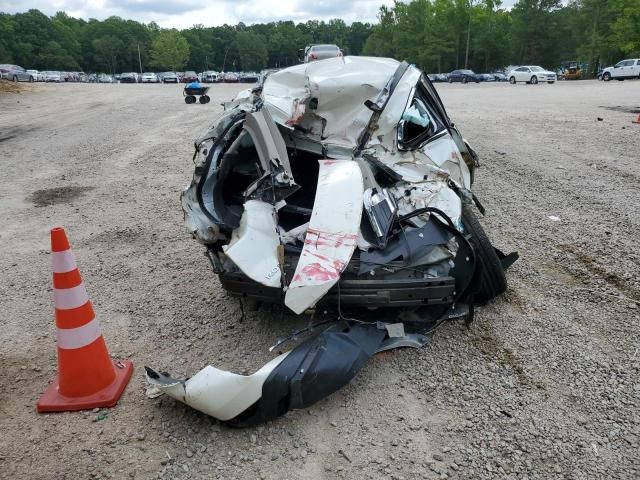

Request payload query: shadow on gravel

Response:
[0,126,39,143]
[600,105,640,114]
[27,186,94,207]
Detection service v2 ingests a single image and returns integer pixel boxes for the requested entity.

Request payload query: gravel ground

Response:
[1,79,639,480]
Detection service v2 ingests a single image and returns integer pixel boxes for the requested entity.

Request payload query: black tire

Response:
[29,76,34,82]
[461,204,507,303]
[12,75,17,82]
[509,76,516,84]
[531,76,538,85]
[462,76,468,84]
[448,77,453,83]
[185,95,196,104]
[603,72,611,81]
[198,95,207,104]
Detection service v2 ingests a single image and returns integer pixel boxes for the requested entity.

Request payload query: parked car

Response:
[119,72,138,83]
[160,72,178,83]
[223,72,239,83]
[448,69,481,83]
[239,72,259,83]
[480,73,495,82]
[42,71,62,82]
[141,72,159,83]
[601,59,640,81]
[300,44,343,63]
[0,64,35,82]
[182,71,198,83]
[26,69,44,81]
[508,66,556,84]
[492,72,507,82]
[98,73,113,83]
[201,71,220,83]
[427,73,449,82]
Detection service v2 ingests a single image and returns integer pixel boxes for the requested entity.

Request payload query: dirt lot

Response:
[1,79,639,480]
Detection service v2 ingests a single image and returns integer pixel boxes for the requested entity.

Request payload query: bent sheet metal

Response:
[146,321,427,426]
[285,160,364,314]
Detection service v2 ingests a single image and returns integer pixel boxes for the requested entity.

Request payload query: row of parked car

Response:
[428,66,557,84]
[97,70,262,84]
[0,65,86,82]
[121,71,261,84]
[0,64,262,84]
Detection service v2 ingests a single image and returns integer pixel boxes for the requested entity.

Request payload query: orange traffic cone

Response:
[37,227,133,413]
[633,114,640,124]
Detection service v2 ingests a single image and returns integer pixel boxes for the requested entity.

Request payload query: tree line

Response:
[0,1,638,75]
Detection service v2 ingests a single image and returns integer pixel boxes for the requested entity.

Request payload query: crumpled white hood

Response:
[263,56,406,148]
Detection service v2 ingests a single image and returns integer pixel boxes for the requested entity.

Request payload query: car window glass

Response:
[398,91,443,150]
[615,61,624,67]
[313,45,339,52]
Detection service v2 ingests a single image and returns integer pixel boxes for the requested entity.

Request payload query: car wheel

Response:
[198,95,210,104]
[29,76,34,82]
[448,78,453,83]
[462,77,468,84]
[185,95,196,104]
[509,76,516,84]
[12,76,17,82]
[530,76,538,84]
[461,204,507,303]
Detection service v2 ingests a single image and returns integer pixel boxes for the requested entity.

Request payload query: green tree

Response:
[610,0,640,56]
[150,29,189,71]
[236,31,267,70]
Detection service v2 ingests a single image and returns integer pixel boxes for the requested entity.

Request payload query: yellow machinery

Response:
[561,61,582,80]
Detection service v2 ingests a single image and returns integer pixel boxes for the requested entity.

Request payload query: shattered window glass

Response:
[399,98,434,147]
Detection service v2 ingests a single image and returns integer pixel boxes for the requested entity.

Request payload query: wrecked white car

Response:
[146,57,517,426]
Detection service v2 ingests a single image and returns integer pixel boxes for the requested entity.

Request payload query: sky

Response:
[0,0,401,28]
[2,0,520,27]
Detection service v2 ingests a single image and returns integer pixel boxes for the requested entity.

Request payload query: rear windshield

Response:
[311,45,340,52]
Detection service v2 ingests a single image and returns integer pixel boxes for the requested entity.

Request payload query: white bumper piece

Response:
[145,352,289,421]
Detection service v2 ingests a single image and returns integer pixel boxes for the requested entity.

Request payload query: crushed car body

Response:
[149,56,517,425]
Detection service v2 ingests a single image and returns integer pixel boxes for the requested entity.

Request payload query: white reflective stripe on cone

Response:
[51,250,77,273]
[53,283,90,310]
[56,317,102,350]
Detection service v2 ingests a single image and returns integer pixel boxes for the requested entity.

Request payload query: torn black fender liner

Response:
[228,323,386,427]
